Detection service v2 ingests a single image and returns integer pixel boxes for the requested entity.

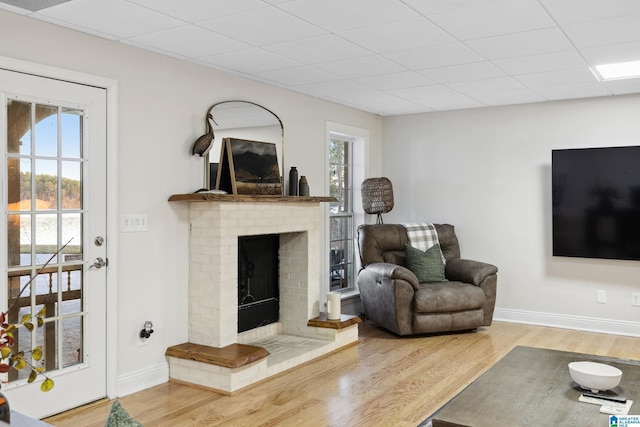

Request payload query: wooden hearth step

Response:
[165,342,270,369]
[307,313,362,329]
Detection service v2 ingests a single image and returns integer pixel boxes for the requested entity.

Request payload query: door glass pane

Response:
[35,159,58,210]
[6,100,31,155]
[34,104,57,157]
[61,161,82,209]
[61,108,82,158]
[6,157,31,212]
[5,98,85,383]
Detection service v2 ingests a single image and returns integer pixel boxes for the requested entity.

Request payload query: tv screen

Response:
[552,146,640,261]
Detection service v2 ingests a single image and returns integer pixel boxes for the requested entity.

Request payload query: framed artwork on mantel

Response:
[216,138,283,195]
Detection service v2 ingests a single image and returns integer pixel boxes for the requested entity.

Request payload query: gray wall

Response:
[383,95,640,333]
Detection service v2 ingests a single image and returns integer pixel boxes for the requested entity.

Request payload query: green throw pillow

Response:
[105,401,143,427]
[405,243,447,283]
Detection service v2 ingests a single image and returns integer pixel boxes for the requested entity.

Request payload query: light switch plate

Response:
[122,214,148,232]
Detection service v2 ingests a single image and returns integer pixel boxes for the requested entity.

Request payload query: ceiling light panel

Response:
[594,60,640,80]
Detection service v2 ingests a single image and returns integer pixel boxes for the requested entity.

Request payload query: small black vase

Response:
[288,167,299,196]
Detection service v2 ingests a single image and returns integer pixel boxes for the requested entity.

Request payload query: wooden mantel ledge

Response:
[169,193,336,203]
[165,342,270,369]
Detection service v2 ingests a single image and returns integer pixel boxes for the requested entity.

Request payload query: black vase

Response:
[289,167,298,196]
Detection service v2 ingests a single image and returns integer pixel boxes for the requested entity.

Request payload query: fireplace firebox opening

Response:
[238,234,279,333]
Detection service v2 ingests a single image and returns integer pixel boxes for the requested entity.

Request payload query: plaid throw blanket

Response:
[401,222,446,263]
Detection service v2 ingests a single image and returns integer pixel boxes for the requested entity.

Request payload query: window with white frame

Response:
[329,134,355,292]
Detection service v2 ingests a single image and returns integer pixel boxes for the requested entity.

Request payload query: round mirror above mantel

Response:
[201,101,284,193]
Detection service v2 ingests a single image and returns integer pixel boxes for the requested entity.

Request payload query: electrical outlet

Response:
[122,214,148,232]
[596,290,606,304]
[137,326,148,346]
[632,293,640,307]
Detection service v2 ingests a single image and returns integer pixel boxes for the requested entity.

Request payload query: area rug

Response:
[419,346,640,427]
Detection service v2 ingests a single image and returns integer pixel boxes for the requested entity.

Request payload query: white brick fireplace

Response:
[166,195,360,393]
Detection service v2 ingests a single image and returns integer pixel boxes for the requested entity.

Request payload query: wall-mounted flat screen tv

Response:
[552,146,640,261]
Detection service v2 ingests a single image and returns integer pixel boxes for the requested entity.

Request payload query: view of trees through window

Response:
[19,171,81,209]
[329,135,354,292]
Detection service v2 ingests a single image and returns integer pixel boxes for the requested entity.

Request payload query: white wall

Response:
[382,95,640,335]
[0,10,382,397]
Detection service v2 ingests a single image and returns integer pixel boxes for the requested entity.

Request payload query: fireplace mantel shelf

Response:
[169,193,336,203]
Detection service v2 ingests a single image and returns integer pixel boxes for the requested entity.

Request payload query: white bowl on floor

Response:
[568,361,622,393]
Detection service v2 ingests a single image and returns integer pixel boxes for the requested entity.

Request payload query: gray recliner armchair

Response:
[357,224,498,335]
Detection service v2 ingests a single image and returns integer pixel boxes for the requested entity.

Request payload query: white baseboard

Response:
[116,362,169,397]
[494,308,640,337]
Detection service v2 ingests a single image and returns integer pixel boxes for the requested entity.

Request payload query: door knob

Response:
[90,257,108,269]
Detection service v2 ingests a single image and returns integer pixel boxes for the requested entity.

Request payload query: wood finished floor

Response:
[44,321,640,426]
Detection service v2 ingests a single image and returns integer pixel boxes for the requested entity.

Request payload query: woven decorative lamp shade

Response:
[361,177,394,224]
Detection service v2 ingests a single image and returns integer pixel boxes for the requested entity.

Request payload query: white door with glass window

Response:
[1,69,107,418]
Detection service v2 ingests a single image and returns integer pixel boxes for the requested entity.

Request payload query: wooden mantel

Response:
[168,193,336,203]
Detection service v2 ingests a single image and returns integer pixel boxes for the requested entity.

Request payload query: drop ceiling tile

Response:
[564,14,640,48]
[314,56,406,79]
[253,65,341,87]
[419,61,505,84]
[126,25,250,59]
[385,42,483,70]
[448,76,525,94]
[199,47,300,74]
[580,41,640,67]
[355,71,436,90]
[121,39,188,60]
[296,79,374,100]
[465,87,545,106]
[125,0,268,23]
[399,0,506,16]
[263,35,370,65]
[466,28,573,60]
[33,0,183,39]
[278,0,417,33]
[538,0,640,25]
[494,50,587,75]
[428,0,555,41]
[534,82,611,101]
[604,77,640,95]
[416,94,486,111]
[198,7,325,47]
[515,68,598,88]
[339,18,454,53]
[340,91,424,115]
[389,85,485,110]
